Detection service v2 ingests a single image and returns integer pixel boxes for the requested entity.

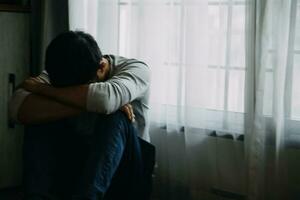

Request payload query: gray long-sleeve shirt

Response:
[9,55,151,141]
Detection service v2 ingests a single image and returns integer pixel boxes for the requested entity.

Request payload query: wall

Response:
[0,11,30,188]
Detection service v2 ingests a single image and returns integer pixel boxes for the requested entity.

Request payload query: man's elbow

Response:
[8,102,21,124]
[15,97,40,125]
[8,89,32,124]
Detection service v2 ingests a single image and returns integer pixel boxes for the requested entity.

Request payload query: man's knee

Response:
[95,111,130,130]
[98,110,127,121]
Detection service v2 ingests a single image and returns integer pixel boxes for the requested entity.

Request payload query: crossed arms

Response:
[10,63,150,124]
[16,80,88,124]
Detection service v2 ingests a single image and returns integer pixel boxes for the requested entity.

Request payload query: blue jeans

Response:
[23,111,143,200]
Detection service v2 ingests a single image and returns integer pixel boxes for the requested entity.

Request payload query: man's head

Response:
[45,31,109,87]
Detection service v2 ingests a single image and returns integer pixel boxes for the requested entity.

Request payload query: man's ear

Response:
[99,60,106,71]
[96,61,105,79]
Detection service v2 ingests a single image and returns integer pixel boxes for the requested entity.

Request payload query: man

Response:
[9,31,151,199]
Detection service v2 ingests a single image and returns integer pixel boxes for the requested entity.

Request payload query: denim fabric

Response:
[23,111,143,200]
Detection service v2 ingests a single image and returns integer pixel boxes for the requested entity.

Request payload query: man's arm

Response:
[22,63,150,114]
[9,71,82,124]
[21,78,89,110]
[12,87,134,124]
[18,94,82,124]
[13,79,136,124]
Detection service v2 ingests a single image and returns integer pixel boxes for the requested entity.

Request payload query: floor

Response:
[0,187,23,200]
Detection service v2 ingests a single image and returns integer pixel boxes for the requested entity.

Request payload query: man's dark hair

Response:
[45,31,102,87]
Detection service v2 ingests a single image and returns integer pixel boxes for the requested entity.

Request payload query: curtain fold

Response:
[245,0,298,199]
[30,0,69,75]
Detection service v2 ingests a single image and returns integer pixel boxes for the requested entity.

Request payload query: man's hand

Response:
[21,77,47,93]
[121,103,135,122]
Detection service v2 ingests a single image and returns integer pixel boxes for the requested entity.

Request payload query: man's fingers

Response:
[126,104,134,121]
[121,105,130,119]
[30,77,40,82]
[124,105,131,119]
[121,104,135,122]
[21,77,45,93]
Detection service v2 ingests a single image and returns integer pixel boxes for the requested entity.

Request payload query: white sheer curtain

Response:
[69,0,300,199]
[246,0,300,199]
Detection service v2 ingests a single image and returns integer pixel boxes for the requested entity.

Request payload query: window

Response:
[207,0,246,113]
[116,0,300,134]
[119,0,246,111]
[117,0,247,132]
[263,0,300,122]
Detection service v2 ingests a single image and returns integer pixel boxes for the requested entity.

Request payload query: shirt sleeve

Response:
[35,70,51,84]
[87,62,150,114]
[8,71,50,122]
